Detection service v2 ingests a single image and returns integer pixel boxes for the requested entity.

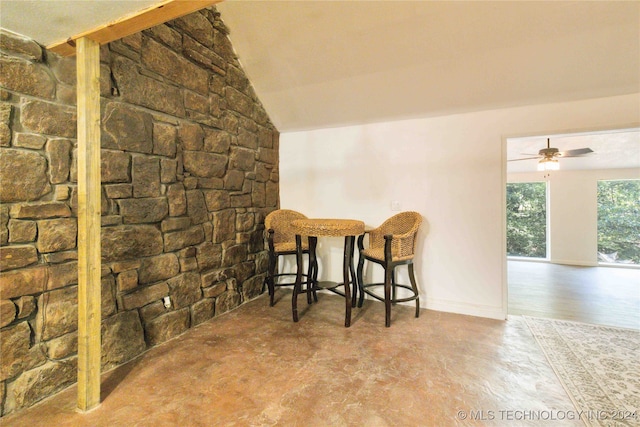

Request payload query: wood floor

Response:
[508,260,640,330]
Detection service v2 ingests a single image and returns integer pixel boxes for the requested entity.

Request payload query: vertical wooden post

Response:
[76,36,101,411]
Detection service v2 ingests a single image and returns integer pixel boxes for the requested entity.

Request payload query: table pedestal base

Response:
[292,235,358,327]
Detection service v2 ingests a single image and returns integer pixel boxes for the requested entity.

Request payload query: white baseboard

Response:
[549,259,598,267]
[353,292,506,321]
[424,297,506,320]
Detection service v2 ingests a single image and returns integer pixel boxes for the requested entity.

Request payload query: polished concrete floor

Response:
[508,260,640,329]
[2,292,580,426]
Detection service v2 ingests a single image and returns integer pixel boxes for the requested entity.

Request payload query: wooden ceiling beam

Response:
[47,0,222,56]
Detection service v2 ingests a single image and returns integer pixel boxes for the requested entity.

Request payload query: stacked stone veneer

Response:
[0,7,278,415]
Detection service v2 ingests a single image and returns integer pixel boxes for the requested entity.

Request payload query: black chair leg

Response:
[348,237,358,308]
[267,256,277,307]
[310,255,318,303]
[408,263,420,318]
[391,267,397,305]
[356,256,365,308]
[308,237,318,304]
[356,235,366,308]
[292,235,304,322]
[384,262,393,327]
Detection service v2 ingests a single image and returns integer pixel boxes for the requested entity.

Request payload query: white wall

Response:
[508,168,640,266]
[279,94,640,320]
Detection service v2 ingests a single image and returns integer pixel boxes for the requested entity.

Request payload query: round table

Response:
[291,218,365,327]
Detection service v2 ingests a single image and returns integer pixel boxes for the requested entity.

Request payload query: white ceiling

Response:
[0,1,161,47]
[1,1,638,132]
[1,1,639,172]
[217,0,640,132]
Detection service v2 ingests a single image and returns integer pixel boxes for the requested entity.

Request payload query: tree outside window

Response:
[506,182,547,258]
[597,179,640,264]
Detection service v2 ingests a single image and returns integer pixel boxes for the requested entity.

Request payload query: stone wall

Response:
[0,7,278,416]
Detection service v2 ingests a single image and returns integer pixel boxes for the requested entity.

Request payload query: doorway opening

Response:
[505,128,640,329]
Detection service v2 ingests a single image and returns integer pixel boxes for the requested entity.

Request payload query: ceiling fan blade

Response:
[508,157,540,162]
[559,148,593,157]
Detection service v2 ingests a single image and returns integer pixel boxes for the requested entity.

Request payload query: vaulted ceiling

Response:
[2,1,638,132]
[1,0,639,171]
[217,1,640,132]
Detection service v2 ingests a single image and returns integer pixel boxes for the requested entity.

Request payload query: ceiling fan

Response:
[509,138,594,171]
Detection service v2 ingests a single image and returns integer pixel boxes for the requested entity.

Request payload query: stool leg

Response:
[308,237,318,304]
[391,267,397,305]
[408,263,420,318]
[383,235,393,327]
[292,235,303,322]
[356,234,366,308]
[349,237,358,308]
[267,254,277,307]
[343,236,353,327]
[384,262,392,327]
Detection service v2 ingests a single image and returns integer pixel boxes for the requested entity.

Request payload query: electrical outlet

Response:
[391,201,401,211]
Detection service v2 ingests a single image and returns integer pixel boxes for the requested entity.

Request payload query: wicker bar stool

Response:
[357,211,422,327]
[264,210,316,306]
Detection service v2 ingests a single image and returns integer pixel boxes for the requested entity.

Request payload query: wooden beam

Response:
[47,0,221,56]
[76,36,102,412]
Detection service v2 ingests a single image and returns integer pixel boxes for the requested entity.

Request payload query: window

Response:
[597,179,640,265]
[506,182,547,258]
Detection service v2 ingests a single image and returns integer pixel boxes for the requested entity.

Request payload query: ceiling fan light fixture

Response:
[537,157,559,171]
[509,137,595,171]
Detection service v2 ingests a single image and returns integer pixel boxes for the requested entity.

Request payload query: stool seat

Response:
[273,241,308,253]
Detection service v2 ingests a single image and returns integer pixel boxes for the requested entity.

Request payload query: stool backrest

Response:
[265,209,308,245]
[369,211,422,258]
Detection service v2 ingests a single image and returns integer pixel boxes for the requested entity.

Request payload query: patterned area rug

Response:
[524,317,640,427]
